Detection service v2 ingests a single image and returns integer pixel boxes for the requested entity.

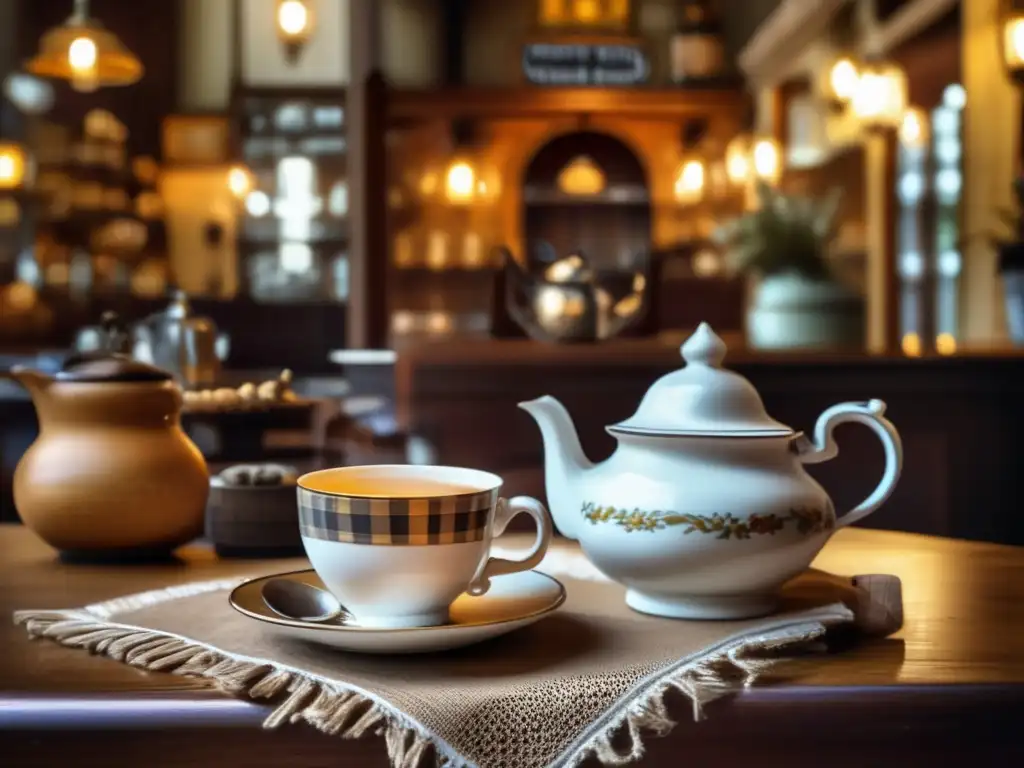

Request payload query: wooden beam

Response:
[873,0,959,55]
[962,0,1018,344]
[387,87,746,122]
[738,0,849,89]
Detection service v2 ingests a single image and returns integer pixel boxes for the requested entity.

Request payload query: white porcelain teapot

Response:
[519,323,902,620]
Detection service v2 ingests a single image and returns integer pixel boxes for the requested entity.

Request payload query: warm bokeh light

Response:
[673,158,705,205]
[277,0,311,37]
[1004,16,1024,75]
[752,137,782,185]
[0,142,29,190]
[725,135,751,186]
[899,107,929,149]
[227,165,254,199]
[68,36,99,92]
[574,0,601,23]
[852,61,908,130]
[557,156,606,196]
[936,333,957,356]
[445,160,476,204]
[68,36,97,71]
[901,332,922,357]
[829,57,859,102]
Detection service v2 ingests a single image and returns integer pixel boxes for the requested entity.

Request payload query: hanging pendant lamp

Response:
[26,0,143,93]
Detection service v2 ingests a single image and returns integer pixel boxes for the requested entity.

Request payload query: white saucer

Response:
[228,569,566,654]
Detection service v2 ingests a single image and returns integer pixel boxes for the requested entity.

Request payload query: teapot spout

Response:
[9,366,54,402]
[518,395,594,540]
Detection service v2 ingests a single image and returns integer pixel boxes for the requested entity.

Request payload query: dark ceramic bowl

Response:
[205,469,302,558]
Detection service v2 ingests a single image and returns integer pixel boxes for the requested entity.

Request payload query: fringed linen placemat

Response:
[13,543,901,768]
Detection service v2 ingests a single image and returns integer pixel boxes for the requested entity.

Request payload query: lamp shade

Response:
[852,60,907,131]
[557,155,606,196]
[26,9,142,93]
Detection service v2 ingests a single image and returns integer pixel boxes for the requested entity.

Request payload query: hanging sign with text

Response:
[522,44,649,87]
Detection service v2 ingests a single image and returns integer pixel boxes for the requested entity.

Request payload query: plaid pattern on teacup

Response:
[297,487,499,546]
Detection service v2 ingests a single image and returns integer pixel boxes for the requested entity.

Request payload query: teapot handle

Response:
[796,400,903,529]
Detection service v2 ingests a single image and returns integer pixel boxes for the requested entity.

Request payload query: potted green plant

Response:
[993,177,1024,345]
[712,181,864,350]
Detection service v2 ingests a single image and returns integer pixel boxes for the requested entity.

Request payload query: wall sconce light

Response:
[1002,0,1024,83]
[0,142,32,191]
[27,0,143,93]
[674,118,708,204]
[852,59,908,132]
[724,134,752,186]
[227,164,255,200]
[751,136,782,186]
[673,156,706,205]
[276,0,315,65]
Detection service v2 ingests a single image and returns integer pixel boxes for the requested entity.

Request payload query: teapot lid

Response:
[57,352,173,383]
[58,312,172,383]
[608,323,793,437]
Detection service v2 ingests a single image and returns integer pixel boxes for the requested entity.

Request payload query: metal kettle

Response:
[133,291,229,388]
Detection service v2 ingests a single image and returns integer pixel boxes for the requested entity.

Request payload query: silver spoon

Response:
[261,578,351,624]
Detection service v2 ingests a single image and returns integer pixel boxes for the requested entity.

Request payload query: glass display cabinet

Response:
[235,89,348,303]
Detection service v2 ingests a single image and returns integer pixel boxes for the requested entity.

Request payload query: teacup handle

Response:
[797,400,903,529]
[467,496,553,596]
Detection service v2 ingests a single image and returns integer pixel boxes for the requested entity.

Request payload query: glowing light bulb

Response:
[1011,19,1024,63]
[277,0,310,37]
[68,36,99,92]
[673,159,705,204]
[68,37,97,71]
[899,108,929,149]
[227,166,253,199]
[445,161,476,204]
[725,136,751,186]
[829,58,859,102]
[0,143,27,190]
[752,138,781,185]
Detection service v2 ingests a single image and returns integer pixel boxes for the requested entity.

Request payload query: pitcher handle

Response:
[797,400,903,529]
[467,496,553,596]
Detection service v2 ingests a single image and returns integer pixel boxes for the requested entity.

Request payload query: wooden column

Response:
[864,130,900,353]
[346,0,388,349]
[962,0,1020,345]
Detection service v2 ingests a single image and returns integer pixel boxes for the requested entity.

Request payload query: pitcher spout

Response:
[518,395,594,540]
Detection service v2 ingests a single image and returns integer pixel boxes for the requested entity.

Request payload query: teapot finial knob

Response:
[681,322,727,368]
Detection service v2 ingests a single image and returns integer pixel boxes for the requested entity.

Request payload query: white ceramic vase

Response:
[746,273,865,350]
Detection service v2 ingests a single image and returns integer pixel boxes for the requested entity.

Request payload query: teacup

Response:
[296,464,554,629]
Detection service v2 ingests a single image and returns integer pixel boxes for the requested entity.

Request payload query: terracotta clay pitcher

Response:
[11,347,209,561]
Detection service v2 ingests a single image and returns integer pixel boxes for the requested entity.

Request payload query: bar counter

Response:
[394,336,1024,545]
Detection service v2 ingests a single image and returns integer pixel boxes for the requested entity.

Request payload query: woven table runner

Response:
[14,543,902,768]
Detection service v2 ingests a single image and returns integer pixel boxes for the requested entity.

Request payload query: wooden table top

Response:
[2,524,1023,767]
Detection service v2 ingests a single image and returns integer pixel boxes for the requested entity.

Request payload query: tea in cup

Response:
[297,465,553,629]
